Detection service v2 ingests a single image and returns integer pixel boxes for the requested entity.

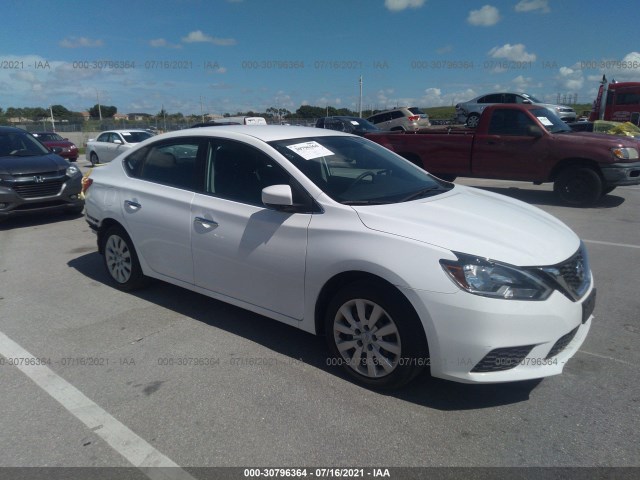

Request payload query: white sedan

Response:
[84,126,595,389]
[86,129,153,166]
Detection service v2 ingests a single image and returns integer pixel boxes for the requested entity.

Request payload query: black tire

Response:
[90,152,98,167]
[102,226,148,291]
[602,186,616,196]
[466,113,480,128]
[324,281,428,390]
[553,167,603,206]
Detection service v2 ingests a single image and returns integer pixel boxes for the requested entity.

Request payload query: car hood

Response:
[352,186,579,267]
[0,153,68,175]
[42,140,76,148]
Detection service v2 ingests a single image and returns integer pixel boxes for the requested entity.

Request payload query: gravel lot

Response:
[1,162,638,476]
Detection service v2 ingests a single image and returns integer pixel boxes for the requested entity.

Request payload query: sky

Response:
[1,0,639,117]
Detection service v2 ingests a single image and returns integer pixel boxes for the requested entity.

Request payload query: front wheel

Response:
[90,152,99,167]
[466,113,480,128]
[553,167,603,206]
[102,226,148,291]
[324,281,428,389]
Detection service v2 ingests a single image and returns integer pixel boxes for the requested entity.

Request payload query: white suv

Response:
[367,107,431,131]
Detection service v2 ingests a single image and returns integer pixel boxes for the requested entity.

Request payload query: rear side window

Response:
[390,110,404,120]
[124,138,204,191]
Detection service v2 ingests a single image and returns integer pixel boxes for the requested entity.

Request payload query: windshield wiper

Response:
[400,185,445,202]
[341,199,389,205]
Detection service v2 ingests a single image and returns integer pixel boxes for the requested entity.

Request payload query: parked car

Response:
[189,121,242,128]
[0,127,84,221]
[86,130,153,166]
[315,116,380,136]
[455,92,577,127]
[85,126,594,389]
[32,132,79,162]
[367,107,431,131]
[366,104,640,205]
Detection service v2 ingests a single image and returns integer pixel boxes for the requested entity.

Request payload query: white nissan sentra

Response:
[84,126,595,389]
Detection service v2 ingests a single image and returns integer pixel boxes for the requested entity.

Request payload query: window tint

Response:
[503,94,518,103]
[207,140,292,206]
[390,110,404,120]
[132,140,202,190]
[482,94,503,103]
[488,109,536,135]
[616,91,640,105]
[97,133,110,142]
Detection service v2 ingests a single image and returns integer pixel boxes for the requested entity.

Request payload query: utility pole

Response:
[200,96,205,123]
[359,76,363,118]
[49,105,55,132]
[96,90,103,121]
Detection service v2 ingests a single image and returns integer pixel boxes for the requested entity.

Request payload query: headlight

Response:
[440,253,553,300]
[611,147,639,160]
[66,164,80,177]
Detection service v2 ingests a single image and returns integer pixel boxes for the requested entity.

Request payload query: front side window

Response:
[97,133,110,142]
[269,136,451,205]
[206,139,312,208]
[488,109,537,135]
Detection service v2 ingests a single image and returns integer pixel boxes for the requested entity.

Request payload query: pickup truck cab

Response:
[366,104,640,206]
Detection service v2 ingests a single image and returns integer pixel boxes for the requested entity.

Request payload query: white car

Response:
[84,126,595,389]
[86,129,153,166]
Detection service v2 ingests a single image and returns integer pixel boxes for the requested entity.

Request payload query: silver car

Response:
[367,107,431,132]
[455,92,577,127]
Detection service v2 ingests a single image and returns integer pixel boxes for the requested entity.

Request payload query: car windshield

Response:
[0,131,51,157]
[269,136,451,205]
[34,133,64,141]
[522,93,543,103]
[342,118,379,131]
[531,108,572,133]
[122,131,153,143]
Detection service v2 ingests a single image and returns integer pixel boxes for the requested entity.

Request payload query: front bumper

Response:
[401,282,594,383]
[0,175,84,219]
[600,161,640,186]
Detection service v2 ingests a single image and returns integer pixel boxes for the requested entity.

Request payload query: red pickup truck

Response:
[366,104,640,206]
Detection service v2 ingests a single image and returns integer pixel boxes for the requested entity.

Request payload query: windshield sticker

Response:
[350,121,360,125]
[537,116,553,126]
[287,141,334,160]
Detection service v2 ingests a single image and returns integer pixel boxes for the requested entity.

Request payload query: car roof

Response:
[0,126,29,134]
[99,129,150,134]
[151,125,352,142]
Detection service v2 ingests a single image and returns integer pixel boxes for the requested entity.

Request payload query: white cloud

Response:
[489,43,536,62]
[59,36,104,48]
[384,0,426,12]
[515,0,550,13]
[467,5,500,26]
[149,38,182,49]
[557,66,584,91]
[181,30,237,46]
[512,75,542,90]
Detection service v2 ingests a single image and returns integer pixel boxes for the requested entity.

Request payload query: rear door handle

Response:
[194,217,218,229]
[124,200,141,209]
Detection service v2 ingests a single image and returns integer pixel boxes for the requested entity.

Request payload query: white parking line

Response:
[0,331,195,480]
[584,239,640,249]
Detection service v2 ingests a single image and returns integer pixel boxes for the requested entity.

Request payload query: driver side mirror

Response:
[113,139,123,145]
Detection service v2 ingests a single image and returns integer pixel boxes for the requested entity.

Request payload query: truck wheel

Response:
[466,113,480,128]
[553,167,603,206]
[324,281,428,390]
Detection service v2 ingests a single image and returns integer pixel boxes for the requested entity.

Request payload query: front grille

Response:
[471,345,536,373]
[13,181,64,199]
[546,327,579,359]
[540,244,591,301]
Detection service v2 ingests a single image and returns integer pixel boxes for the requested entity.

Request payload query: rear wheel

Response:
[102,226,148,291]
[325,281,428,390]
[90,152,99,167]
[553,167,603,206]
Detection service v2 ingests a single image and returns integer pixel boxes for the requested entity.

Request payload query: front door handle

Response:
[124,200,141,209]
[194,217,219,229]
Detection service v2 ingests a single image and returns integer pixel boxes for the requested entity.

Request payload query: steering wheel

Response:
[348,170,376,189]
